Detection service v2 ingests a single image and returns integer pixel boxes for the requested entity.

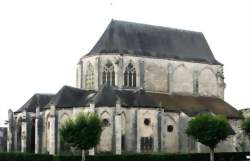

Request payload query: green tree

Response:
[60,113,103,161]
[242,117,250,139]
[186,113,232,161]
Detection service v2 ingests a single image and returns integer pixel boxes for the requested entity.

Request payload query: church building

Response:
[7,20,244,155]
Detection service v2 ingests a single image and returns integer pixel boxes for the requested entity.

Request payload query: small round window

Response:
[102,118,110,127]
[167,125,173,132]
[144,118,151,126]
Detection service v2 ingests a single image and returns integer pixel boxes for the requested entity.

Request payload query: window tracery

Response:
[124,63,136,87]
[85,63,94,89]
[103,62,115,86]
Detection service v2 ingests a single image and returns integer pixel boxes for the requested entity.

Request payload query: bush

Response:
[60,113,103,161]
[0,152,249,161]
[186,114,232,161]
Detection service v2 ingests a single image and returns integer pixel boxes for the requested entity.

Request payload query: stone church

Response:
[7,20,245,155]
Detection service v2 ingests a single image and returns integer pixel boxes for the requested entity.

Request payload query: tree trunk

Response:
[82,150,85,161]
[210,148,214,161]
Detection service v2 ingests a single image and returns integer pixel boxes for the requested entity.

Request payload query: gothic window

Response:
[85,63,94,89]
[121,112,126,151]
[16,118,22,151]
[31,118,35,153]
[122,134,125,151]
[124,63,136,87]
[102,62,115,86]
[46,115,50,153]
[194,79,199,94]
[141,137,153,152]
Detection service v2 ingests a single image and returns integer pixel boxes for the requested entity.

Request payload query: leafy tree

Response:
[186,113,232,161]
[60,113,103,161]
[242,117,250,139]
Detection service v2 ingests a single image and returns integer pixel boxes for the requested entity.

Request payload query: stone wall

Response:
[9,106,244,155]
[0,127,7,152]
[237,109,250,151]
[6,111,36,153]
[96,107,114,152]
[77,54,225,98]
[161,112,179,152]
[179,112,195,152]
[37,106,184,154]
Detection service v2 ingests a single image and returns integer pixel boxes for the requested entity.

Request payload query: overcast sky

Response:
[0,0,249,126]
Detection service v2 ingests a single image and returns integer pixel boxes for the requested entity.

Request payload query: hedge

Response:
[0,152,249,161]
[86,153,250,161]
[0,153,53,161]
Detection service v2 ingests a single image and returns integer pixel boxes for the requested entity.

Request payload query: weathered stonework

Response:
[35,107,40,154]
[0,127,7,152]
[7,20,244,156]
[77,55,224,98]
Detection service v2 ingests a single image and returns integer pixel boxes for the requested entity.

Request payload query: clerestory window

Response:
[194,79,199,95]
[124,63,136,87]
[85,63,94,89]
[103,62,115,86]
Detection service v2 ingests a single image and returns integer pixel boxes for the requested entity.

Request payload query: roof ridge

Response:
[62,85,92,91]
[33,93,55,96]
[111,19,203,35]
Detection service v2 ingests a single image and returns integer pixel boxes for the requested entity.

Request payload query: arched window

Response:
[103,62,115,86]
[124,63,136,87]
[85,63,94,89]
[30,118,35,153]
[16,118,22,151]
[194,79,199,95]
[46,115,50,153]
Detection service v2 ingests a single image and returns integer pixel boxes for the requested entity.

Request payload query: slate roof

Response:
[93,86,158,107]
[44,85,158,108]
[15,94,54,113]
[148,93,241,118]
[87,20,221,65]
[45,86,96,108]
[15,85,241,119]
